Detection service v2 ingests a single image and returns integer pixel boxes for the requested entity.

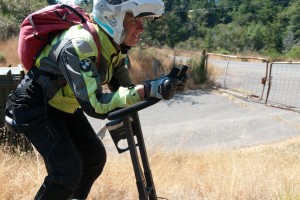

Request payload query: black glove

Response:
[143,76,175,100]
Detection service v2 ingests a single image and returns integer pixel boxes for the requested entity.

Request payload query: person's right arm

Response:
[57,38,141,119]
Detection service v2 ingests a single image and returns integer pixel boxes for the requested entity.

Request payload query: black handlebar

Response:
[107,98,160,120]
[107,65,188,120]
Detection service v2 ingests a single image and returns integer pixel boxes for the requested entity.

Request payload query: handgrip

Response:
[60,4,86,23]
[107,98,160,120]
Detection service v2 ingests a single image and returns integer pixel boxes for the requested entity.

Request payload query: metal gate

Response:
[265,62,300,112]
[207,53,269,100]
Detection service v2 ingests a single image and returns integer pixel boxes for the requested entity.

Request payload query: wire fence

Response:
[266,62,300,111]
[1,52,299,117]
[206,53,300,112]
[207,53,268,100]
[1,51,299,153]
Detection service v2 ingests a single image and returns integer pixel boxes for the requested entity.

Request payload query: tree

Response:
[0,0,47,40]
[245,23,265,51]
[278,0,300,51]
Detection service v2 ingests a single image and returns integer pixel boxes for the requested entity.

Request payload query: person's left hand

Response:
[143,75,175,100]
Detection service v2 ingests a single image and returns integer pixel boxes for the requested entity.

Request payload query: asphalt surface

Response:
[87,89,300,154]
[3,67,299,153]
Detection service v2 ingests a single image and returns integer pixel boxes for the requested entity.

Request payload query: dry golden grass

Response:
[2,38,299,199]
[128,47,174,83]
[0,37,20,66]
[0,38,195,90]
[1,137,300,200]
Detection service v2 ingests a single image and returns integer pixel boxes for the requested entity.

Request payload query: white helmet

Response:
[93,0,165,45]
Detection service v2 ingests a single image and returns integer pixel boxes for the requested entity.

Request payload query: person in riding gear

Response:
[9,0,182,199]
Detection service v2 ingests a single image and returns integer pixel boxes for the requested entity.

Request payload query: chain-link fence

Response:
[206,53,300,112]
[207,53,268,100]
[265,62,300,111]
[1,53,300,154]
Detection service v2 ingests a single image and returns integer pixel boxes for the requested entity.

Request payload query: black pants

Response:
[11,79,106,199]
[20,105,106,200]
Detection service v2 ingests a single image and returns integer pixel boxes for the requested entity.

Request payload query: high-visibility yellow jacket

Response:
[34,23,141,119]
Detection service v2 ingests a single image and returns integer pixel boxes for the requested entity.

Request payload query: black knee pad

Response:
[56,154,83,192]
[80,138,107,177]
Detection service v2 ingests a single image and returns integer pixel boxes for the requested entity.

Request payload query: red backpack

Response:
[18,4,101,71]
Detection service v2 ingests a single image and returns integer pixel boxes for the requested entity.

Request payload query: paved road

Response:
[3,67,299,152]
[87,90,300,153]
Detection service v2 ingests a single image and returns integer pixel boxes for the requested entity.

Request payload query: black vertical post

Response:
[131,112,157,200]
[107,98,161,199]
[120,111,157,200]
[122,114,148,199]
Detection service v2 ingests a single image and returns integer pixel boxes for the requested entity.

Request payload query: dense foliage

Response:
[0,0,47,41]
[1,0,300,58]
[144,0,300,58]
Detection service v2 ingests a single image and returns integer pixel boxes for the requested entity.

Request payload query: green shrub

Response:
[214,47,231,55]
[0,16,19,41]
[260,48,284,62]
[0,0,48,41]
[0,53,6,63]
[188,54,207,84]
[285,46,300,60]
[175,37,205,51]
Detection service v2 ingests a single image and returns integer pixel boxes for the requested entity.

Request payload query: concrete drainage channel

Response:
[0,66,24,126]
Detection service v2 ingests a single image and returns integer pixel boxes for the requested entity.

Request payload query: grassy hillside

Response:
[1,38,300,199]
[1,137,300,199]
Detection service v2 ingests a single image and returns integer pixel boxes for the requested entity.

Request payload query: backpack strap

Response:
[83,22,101,66]
[5,78,33,119]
